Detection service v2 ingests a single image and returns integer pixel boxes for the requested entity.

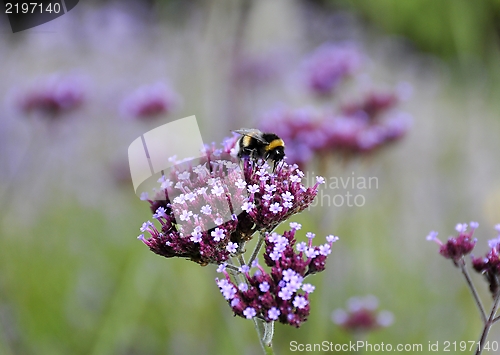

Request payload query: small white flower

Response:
[289,222,302,230]
[178,171,191,180]
[179,210,193,221]
[326,235,339,243]
[282,191,294,202]
[226,242,238,254]
[269,202,283,214]
[247,184,260,194]
[242,201,255,212]
[200,205,212,215]
[160,178,173,189]
[235,179,247,189]
[211,228,226,242]
[211,185,225,196]
[290,175,301,183]
[316,176,325,184]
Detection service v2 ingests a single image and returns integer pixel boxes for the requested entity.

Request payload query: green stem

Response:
[460,261,487,323]
[230,249,276,354]
[248,230,266,266]
[224,264,240,273]
[475,289,500,355]
[253,318,276,355]
[237,254,246,268]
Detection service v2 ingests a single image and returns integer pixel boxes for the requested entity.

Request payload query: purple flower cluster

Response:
[303,42,363,96]
[138,145,245,265]
[427,222,478,265]
[237,158,325,234]
[332,295,393,333]
[471,225,500,296]
[138,137,324,266]
[120,82,180,120]
[216,223,338,327]
[259,94,411,166]
[11,74,85,117]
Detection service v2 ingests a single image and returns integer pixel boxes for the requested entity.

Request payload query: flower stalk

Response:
[475,288,500,355]
[428,223,500,355]
[459,261,486,323]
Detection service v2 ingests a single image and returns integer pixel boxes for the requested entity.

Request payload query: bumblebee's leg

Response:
[272,159,284,173]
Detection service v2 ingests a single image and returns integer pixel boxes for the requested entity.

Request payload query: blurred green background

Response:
[2,0,500,354]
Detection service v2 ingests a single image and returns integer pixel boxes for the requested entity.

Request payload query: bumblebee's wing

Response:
[231,128,267,143]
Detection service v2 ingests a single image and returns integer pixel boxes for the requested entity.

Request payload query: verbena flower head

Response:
[471,224,500,297]
[216,225,338,327]
[138,137,323,266]
[427,222,478,266]
[11,73,85,117]
[120,82,180,120]
[303,42,363,96]
[332,295,394,333]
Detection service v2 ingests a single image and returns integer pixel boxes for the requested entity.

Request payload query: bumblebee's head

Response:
[266,146,285,171]
[264,135,286,168]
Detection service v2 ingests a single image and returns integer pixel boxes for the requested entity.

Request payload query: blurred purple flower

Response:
[258,96,411,166]
[233,51,286,87]
[303,42,363,96]
[427,222,478,266]
[216,225,338,327]
[332,295,393,333]
[11,74,85,117]
[120,82,180,120]
[341,91,398,119]
[471,224,500,297]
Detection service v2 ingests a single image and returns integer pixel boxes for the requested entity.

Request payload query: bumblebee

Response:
[232,128,285,170]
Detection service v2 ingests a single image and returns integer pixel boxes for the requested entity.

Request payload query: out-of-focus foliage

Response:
[326,0,500,62]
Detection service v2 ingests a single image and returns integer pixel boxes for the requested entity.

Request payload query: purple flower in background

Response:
[232,50,285,87]
[256,42,411,167]
[258,98,411,167]
[471,224,500,297]
[341,91,398,119]
[303,42,363,96]
[427,222,478,266]
[216,226,338,327]
[120,82,180,120]
[332,295,394,333]
[11,74,85,117]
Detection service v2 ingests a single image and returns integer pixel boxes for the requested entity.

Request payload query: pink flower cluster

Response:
[332,295,393,333]
[216,224,338,327]
[120,82,180,120]
[427,222,478,266]
[12,74,85,117]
